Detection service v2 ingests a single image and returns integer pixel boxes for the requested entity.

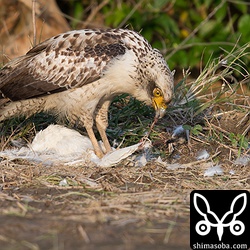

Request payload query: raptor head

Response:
[145,48,174,120]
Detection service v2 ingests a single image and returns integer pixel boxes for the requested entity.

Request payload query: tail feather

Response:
[0,97,45,122]
[0,97,9,107]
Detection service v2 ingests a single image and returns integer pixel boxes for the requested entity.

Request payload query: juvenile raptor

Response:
[0,29,174,158]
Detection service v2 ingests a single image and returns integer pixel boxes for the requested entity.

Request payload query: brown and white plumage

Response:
[0,28,174,158]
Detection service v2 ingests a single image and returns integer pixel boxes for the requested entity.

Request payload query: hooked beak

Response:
[152,95,167,119]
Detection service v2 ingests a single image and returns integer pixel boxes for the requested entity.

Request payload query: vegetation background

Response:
[57,0,250,74]
[0,1,249,249]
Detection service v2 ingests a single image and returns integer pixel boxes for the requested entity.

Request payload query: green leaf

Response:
[183,124,191,131]
[235,2,248,14]
[182,124,203,136]
[152,0,170,10]
[199,20,218,38]
[175,0,189,8]
[171,50,189,68]
[155,15,180,37]
[215,2,227,22]
[238,135,249,149]
[192,125,202,135]
[238,14,250,37]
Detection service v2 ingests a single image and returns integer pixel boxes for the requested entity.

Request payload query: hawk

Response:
[0,29,174,158]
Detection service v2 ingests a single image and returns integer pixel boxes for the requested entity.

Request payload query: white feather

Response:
[0,125,142,167]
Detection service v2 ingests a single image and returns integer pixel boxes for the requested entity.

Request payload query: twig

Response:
[163,218,177,244]
[77,225,90,244]
[140,117,158,144]
[118,0,143,28]
[85,0,109,27]
[162,41,239,55]
[32,0,37,46]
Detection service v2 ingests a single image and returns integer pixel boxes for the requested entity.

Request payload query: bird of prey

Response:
[0,29,174,158]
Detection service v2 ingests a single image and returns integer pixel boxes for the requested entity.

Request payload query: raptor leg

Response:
[95,100,112,153]
[85,126,104,158]
[68,109,104,158]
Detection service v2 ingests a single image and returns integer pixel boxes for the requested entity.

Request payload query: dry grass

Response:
[0,129,249,248]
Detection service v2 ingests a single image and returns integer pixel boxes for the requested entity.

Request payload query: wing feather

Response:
[0,29,127,101]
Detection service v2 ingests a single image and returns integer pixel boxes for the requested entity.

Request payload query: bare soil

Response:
[0,113,249,250]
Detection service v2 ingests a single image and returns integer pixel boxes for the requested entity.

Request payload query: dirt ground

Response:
[0,112,249,250]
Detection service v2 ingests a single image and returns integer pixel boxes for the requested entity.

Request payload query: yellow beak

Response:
[152,88,167,119]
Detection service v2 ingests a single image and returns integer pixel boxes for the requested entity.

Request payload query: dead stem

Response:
[77,225,90,244]
[32,0,37,46]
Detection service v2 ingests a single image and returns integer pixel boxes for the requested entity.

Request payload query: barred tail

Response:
[0,97,45,122]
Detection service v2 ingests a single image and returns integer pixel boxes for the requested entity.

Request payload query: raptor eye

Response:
[153,88,162,97]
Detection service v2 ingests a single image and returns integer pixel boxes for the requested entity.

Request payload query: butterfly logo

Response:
[193,193,247,241]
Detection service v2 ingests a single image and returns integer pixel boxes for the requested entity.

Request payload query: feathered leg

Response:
[95,100,112,153]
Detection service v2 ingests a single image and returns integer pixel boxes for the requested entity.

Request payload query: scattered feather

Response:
[204,164,223,177]
[134,140,152,167]
[234,156,250,166]
[196,149,210,160]
[135,154,148,167]
[166,163,184,170]
[172,125,185,137]
[10,139,27,148]
[155,156,167,166]
[96,143,142,167]
[59,179,68,187]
